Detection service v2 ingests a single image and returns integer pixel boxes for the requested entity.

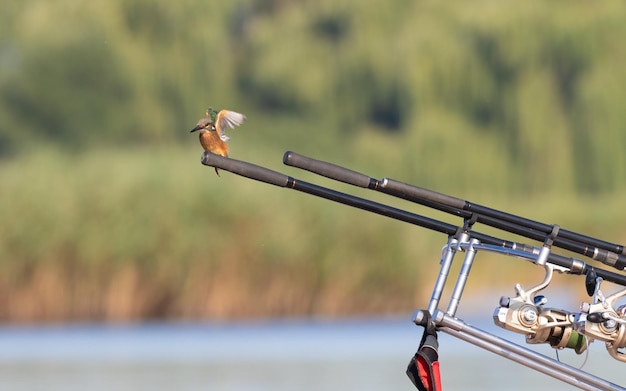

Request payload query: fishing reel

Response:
[494,264,587,354]
[573,269,626,362]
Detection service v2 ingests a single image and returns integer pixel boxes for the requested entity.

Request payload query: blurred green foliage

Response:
[3,0,626,193]
[1,0,626,321]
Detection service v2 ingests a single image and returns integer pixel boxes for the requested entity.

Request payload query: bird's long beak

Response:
[190,125,202,133]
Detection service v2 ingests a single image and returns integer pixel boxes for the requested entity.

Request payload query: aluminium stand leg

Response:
[435,312,625,391]
[428,233,469,315]
[446,238,479,317]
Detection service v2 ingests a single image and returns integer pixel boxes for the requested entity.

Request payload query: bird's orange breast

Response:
[199,131,229,157]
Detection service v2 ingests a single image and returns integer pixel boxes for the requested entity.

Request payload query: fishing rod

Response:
[200,152,626,286]
[201,151,626,390]
[283,151,626,271]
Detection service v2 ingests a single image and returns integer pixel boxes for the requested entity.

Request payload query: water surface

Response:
[0,317,623,390]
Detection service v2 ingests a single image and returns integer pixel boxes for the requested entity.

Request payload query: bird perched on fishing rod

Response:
[190,107,246,176]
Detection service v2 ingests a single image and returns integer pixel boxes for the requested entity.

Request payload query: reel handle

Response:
[283,151,465,208]
[201,152,292,188]
[283,151,374,188]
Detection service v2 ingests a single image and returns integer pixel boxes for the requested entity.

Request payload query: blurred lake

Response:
[0,317,624,391]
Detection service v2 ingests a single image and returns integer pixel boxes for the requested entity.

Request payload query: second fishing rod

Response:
[283,151,626,272]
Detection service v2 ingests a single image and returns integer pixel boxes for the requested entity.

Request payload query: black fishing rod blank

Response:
[283,151,626,271]
[201,152,626,287]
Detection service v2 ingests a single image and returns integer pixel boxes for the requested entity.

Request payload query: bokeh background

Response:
[2,0,626,324]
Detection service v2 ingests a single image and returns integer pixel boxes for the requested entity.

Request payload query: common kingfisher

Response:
[190,107,246,176]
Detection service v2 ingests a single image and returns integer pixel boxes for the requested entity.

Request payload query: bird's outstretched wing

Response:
[215,110,246,141]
